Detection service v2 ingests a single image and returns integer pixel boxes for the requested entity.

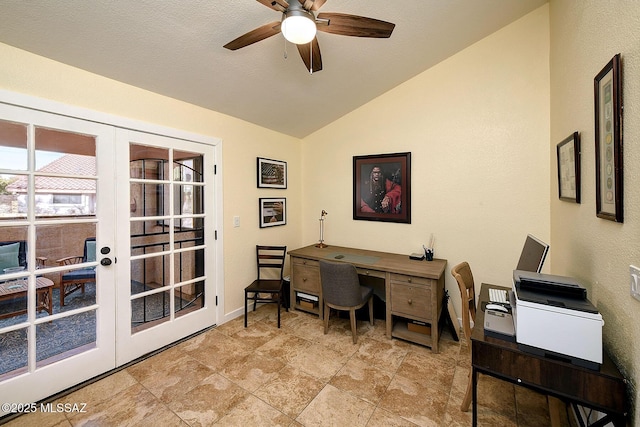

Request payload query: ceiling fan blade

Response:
[316,13,395,38]
[297,37,323,73]
[298,0,327,11]
[257,0,288,12]
[223,22,281,50]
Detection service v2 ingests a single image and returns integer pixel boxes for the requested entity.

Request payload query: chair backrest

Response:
[319,260,363,307]
[451,261,477,344]
[256,245,286,281]
[0,240,27,273]
[83,237,97,263]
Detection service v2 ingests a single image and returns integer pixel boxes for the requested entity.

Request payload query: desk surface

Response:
[288,245,447,279]
[471,283,627,425]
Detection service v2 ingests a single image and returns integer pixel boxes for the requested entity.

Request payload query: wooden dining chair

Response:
[451,261,477,412]
[244,245,287,328]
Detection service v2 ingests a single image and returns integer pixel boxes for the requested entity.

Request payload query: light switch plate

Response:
[233,216,240,228]
[630,265,640,302]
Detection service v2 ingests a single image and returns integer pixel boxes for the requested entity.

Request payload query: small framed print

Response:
[259,198,286,228]
[257,157,287,189]
[594,54,623,222]
[353,152,411,223]
[557,132,581,203]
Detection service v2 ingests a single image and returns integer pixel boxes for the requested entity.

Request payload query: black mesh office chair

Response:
[244,245,287,328]
[319,260,374,344]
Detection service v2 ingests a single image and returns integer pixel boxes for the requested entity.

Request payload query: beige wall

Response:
[550,0,640,422]
[302,6,550,317]
[0,41,303,316]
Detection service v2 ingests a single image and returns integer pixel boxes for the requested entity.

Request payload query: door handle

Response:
[100,258,113,266]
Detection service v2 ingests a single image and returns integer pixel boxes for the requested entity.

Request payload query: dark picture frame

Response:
[353,152,411,223]
[259,197,286,228]
[257,157,287,189]
[594,54,623,222]
[557,132,581,203]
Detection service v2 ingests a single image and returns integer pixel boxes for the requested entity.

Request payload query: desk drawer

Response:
[292,257,319,268]
[292,262,320,293]
[390,273,431,286]
[355,268,386,280]
[390,282,431,319]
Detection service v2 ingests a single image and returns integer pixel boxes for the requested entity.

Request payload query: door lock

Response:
[100,258,113,266]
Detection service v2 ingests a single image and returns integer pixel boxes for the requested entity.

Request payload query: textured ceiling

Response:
[0,0,547,138]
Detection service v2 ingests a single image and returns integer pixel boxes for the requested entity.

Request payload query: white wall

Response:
[550,0,640,422]
[301,6,550,317]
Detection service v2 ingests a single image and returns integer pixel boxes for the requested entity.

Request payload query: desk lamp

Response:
[315,210,328,248]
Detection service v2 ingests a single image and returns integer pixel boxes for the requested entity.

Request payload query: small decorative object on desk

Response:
[424,234,435,261]
[315,209,328,248]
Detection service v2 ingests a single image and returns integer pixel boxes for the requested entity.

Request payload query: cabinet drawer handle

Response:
[407,298,412,305]
[408,278,412,283]
[303,277,307,282]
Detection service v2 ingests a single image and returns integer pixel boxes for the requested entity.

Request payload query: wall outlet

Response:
[630,265,640,302]
[233,216,240,228]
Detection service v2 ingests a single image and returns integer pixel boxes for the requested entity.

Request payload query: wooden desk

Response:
[471,283,627,426]
[288,245,447,352]
[0,277,55,320]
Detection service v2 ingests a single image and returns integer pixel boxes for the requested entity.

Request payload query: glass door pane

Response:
[0,104,116,410]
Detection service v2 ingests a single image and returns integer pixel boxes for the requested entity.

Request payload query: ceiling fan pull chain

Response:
[310,41,313,74]
[283,37,288,60]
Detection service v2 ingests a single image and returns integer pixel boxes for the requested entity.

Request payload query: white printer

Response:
[511,270,603,370]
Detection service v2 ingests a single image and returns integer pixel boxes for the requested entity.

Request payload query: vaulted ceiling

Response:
[0,0,547,138]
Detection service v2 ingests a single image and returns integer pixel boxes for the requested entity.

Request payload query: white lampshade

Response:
[281,10,317,45]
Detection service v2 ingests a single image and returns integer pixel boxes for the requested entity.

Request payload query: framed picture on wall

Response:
[353,152,411,223]
[259,197,286,227]
[594,53,623,222]
[257,157,287,189]
[556,132,581,203]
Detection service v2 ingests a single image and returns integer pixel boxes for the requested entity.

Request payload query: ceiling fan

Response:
[223,0,395,73]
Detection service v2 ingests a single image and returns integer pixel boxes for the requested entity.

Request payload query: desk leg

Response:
[472,366,478,427]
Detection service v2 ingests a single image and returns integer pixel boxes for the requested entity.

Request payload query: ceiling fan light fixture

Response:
[281,9,317,44]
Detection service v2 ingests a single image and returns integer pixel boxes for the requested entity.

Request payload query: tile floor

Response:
[4,305,569,426]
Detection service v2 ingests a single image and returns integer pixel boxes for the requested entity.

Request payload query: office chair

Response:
[319,260,374,344]
[56,237,96,306]
[244,245,287,328]
[451,261,477,412]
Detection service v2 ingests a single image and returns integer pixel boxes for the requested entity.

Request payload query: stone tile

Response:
[165,372,249,425]
[366,407,421,427]
[329,357,393,405]
[514,386,551,427]
[255,331,313,364]
[67,383,183,426]
[396,350,457,394]
[63,369,138,414]
[127,354,216,403]
[378,372,449,427]
[353,336,411,373]
[180,329,253,371]
[2,411,69,427]
[216,394,293,426]
[219,351,285,392]
[288,342,349,382]
[476,374,517,420]
[229,320,283,349]
[296,384,375,427]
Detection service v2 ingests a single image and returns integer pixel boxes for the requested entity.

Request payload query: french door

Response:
[114,130,217,363]
[0,103,117,407]
[0,96,220,411]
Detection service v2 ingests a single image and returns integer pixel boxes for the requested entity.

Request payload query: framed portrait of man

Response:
[353,152,411,223]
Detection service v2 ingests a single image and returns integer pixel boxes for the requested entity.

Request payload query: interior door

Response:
[114,129,217,364]
[0,103,116,408]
